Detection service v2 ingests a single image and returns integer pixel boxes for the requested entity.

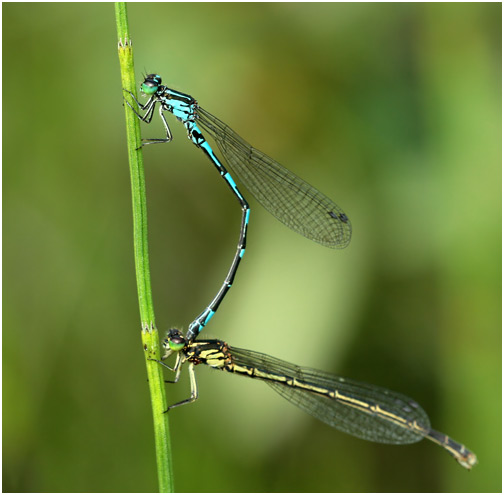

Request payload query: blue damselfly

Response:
[125,75,351,342]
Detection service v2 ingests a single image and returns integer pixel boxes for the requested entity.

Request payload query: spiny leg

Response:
[164,362,198,412]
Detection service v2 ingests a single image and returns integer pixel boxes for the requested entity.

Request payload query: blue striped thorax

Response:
[141,74,197,123]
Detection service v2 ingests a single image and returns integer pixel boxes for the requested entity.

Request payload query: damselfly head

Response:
[141,74,162,96]
[164,328,186,352]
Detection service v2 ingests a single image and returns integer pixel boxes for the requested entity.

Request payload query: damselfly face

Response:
[141,74,162,96]
[163,328,186,352]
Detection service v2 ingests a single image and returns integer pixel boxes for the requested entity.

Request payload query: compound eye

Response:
[168,339,185,352]
[141,80,158,95]
[140,74,162,95]
[165,328,185,351]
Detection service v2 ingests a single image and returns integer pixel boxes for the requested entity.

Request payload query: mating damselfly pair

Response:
[125,73,476,469]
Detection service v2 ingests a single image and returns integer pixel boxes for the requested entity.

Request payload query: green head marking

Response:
[165,328,185,352]
[141,82,157,95]
[141,74,162,96]
[168,339,185,352]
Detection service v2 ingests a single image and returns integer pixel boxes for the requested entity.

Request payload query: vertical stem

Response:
[115,3,174,492]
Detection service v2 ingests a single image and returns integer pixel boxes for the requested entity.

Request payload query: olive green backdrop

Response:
[3,2,501,492]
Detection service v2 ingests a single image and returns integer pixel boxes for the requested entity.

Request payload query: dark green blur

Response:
[3,3,501,492]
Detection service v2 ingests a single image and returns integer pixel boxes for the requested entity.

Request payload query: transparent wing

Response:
[228,345,430,444]
[197,107,352,249]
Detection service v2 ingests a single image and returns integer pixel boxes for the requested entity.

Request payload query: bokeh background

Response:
[3,3,501,492]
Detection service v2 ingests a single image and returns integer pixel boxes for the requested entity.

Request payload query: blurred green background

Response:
[3,2,501,492]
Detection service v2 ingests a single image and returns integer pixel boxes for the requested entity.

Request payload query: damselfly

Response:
[154,328,477,470]
[125,75,351,342]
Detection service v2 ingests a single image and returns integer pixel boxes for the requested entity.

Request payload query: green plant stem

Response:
[115,3,174,492]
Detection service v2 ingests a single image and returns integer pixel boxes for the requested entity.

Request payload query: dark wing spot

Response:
[328,211,349,223]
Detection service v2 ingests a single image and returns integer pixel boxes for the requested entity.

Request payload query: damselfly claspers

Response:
[125,75,351,342]
[153,328,477,470]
